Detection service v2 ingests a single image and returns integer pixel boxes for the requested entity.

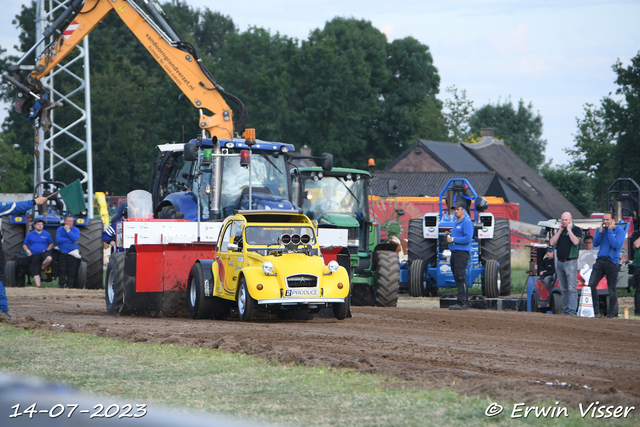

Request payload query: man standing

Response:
[630,228,640,317]
[589,212,625,318]
[56,215,81,288]
[0,197,47,317]
[446,201,474,310]
[23,219,54,288]
[549,212,582,315]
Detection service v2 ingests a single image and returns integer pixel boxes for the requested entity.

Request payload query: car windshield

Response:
[220,151,290,217]
[301,176,367,219]
[245,226,316,246]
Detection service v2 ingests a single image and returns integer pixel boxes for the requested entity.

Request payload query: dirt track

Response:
[3,287,640,407]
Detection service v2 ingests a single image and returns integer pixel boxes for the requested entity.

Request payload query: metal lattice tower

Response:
[35,0,93,217]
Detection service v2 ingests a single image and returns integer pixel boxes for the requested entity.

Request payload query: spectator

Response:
[23,219,54,288]
[56,215,81,289]
[631,229,640,317]
[102,202,127,251]
[584,235,594,250]
[549,212,583,315]
[588,211,625,318]
[0,197,47,317]
[539,247,556,292]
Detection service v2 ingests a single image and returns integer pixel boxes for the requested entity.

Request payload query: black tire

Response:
[530,289,541,312]
[351,283,373,306]
[375,251,399,307]
[237,278,255,321]
[550,292,563,314]
[2,222,26,262]
[158,206,175,219]
[480,218,511,296]
[407,219,437,263]
[4,260,22,287]
[76,261,87,289]
[483,259,500,298]
[409,259,424,297]
[119,275,136,316]
[187,263,230,320]
[78,220,104,289]
[333,299,349,320]
[105,252,125,314]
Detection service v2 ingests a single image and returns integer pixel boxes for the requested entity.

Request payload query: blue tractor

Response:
[405,178,511,298]
[150,134,333,221]
[2,181,104,289]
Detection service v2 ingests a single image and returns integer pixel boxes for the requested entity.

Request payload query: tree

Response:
[0,133,30,192]
[565,103,615,211]
[540,162,595,216]
[604,53,640,185]
[442,85,474,142]
[469,98,547,170]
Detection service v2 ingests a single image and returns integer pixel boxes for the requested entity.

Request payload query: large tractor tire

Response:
[78,220,104,289]
[483,259,500,298]
[407,219,437,263]
[105,252,125,314]
[351,283,373,306]
[480,218,511,296]
[4,260,23,288]
[374,251,399,307]
[2,222,26,262]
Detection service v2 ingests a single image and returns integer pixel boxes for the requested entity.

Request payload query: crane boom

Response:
[3,0,246,139]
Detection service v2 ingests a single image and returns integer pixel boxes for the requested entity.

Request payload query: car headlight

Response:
[328,260,339,273]
[262,261,274,274]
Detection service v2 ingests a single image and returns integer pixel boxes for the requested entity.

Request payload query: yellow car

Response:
[186,210,350,321]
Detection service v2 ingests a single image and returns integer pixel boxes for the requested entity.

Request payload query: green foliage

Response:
[605,53,640,185]
[565,103,615,211]
[442,85,474,142]
[540,162,595,216]
[469,98,547,170]
[0,133,31,192]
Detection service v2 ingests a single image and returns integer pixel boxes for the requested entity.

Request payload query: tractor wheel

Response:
[550,292,563,314]
[78,220,104,289]
[407,219,437,263]
[4,260,22,287]
[409,259,424,297]
[158,206,175,219]
[351,283,373,306]
[483,259,500,298]
[76,261,87,290]
[480,218,511,295]
[105,252,125,314]
[237,278,255,321]
[374,251,399,307]
[2,222,26,262]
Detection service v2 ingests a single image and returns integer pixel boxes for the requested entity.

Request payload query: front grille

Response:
[286,274,318,288]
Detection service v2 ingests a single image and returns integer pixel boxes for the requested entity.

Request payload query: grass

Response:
[1,325,636,426]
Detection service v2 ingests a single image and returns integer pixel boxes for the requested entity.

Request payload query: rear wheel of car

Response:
[237,278,255,321]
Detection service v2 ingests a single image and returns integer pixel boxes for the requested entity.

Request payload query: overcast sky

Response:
[1,0,638,166]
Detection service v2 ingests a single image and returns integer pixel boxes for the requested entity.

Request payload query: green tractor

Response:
[292,167,399,306]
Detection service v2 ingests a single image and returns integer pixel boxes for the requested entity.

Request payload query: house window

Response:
[521,177,540,195]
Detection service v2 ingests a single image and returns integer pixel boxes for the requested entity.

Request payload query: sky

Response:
[1,0,638,166]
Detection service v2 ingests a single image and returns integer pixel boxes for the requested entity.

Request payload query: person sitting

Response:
[539,246,556,292]
[56,215,81,289]
[23,219,54,288]
[583,235,594,250]
[311,185,341,218]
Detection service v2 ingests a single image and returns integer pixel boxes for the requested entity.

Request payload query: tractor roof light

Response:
[355,174,361,181]
[245,128,256,147]
[280,146,289,153]
[225,141,235,149]
[317,172,323,180]
[346,173,352,181]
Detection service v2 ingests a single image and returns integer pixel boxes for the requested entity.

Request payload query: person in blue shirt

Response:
[56,215,81,289]
[23,219,54,288]
[588,211,626,318]
[0,197,47,317]
[101,202,127,252]
[446,201,474,310]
